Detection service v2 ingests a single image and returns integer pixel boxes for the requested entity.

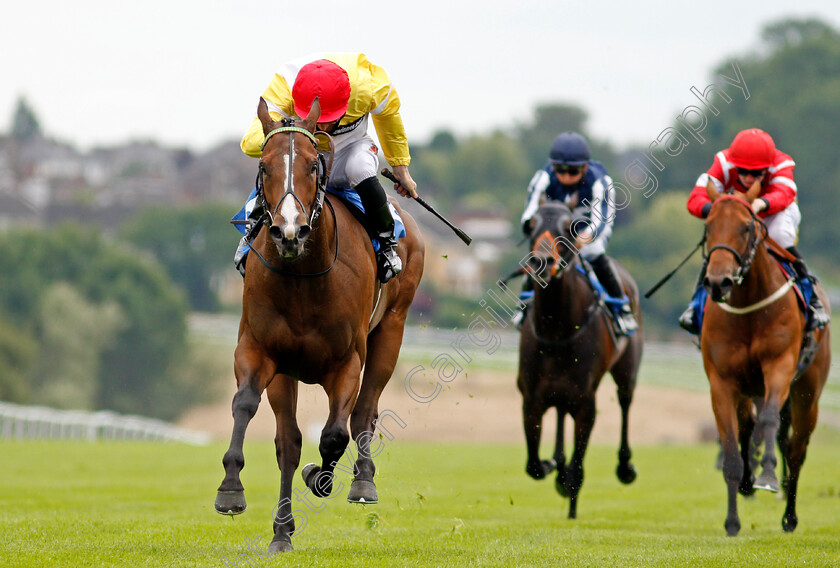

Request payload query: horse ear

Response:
[300,97,321,132]
[257,97,275,135]
[705,178,721,202]
[744,179,762,203]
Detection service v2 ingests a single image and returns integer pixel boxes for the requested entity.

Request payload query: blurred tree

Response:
[11,96,42,141]
[0,224,197,420]
[119,203,236,311]
[32,283,125,410]
[609,193,706,339]
[516,104,589,171]
[630,17,840,262]
[428,130,457,152]
[0,316,36,403]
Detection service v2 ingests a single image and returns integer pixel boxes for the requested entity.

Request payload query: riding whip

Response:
[644,234,706,298]
[380,168,472,245]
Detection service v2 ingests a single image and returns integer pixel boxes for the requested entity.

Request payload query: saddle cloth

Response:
[233,186,406,253]
[688,250,811,333]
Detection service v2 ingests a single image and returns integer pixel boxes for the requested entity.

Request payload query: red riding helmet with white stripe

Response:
[727,128,776,170]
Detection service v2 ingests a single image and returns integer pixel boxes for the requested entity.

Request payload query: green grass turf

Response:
[1,429,839,567]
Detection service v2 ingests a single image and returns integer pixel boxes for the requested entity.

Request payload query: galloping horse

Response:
[214,98,424,553]
[700,182,830,536]
[518,202,643,519]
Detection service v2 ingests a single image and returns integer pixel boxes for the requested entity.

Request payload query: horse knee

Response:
[232,385,261,419]
[757,402,781,430]
[319,426,350,461]
[721,452,744,484]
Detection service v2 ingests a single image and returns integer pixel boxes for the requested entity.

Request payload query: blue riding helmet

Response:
[549,132,591,165]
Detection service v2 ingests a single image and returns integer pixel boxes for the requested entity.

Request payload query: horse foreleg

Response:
[266,375,301,554]
[777,399,792,494]
[754,398,783,493]
[566,398,596,519]
[755,356,798,492]
[612,368,638,485]
[710,379,742,536]
[348,315,405,504]
[216,379,264,515]
[522,399,553,480]
[552,408,567,497]
[302,356,362,499]
[737,399,756,496]
[782,381,821,532]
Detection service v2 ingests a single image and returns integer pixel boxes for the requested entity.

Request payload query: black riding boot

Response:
[787,247,829,331]
[679,259,708,334]
[355,176,402,283]
[590,254,637,335]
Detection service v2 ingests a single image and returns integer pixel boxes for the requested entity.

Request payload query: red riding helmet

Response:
[292,59,351,123]
[727,128,776,169]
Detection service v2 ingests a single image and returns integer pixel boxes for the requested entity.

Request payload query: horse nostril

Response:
[720,277,734,291]
[298,224,311,240]
[269,225,282,239]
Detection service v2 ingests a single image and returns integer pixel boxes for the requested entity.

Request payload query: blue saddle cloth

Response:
[233,187,406,254]
[684,261,812,335]
[576,264,630,311]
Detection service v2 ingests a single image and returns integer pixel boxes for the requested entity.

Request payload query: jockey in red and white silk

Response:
[687,147,799,248]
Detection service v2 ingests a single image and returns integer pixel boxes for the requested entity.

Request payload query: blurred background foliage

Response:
[0,18,837,419]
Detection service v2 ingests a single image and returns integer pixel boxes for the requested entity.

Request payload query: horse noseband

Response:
[705,216,761,284]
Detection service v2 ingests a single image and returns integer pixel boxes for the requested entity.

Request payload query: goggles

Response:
[553,164,584,176]
[736,167,766,177]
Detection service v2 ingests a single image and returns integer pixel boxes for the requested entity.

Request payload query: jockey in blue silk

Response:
[516,132,638,335]
[234,52,417,283]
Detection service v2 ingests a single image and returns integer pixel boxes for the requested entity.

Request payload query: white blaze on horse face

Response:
[280,152,301,235]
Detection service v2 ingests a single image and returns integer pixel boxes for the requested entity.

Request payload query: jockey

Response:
[515,132,638,335]
[234,52,417,283]
[679,128,829,333]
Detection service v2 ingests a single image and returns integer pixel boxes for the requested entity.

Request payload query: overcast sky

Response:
[3,1,840,153]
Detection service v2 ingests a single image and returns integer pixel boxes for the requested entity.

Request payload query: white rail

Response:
[0,402,211,445]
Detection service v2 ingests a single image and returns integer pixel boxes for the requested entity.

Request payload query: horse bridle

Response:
[256,119,332,230]
[704,197,767,285]
[249,119,340,278]
[528,207,579,281]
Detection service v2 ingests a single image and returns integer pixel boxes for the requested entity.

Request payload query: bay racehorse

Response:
[700,182,830,536]
[518,201,643,519]
[214,98,424,553]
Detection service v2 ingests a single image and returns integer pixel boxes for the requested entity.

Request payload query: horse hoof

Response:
[302,463,321,486]
[214,490,246,515]
[616,463,637,485]
[782,514,798,533]
[268,536,293,554]
[754,472,779,493]
[725,520,740,537]
[302,463,333,497]
[526,459,556,480]
[554,472,569,498]
[347,479,378,504]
